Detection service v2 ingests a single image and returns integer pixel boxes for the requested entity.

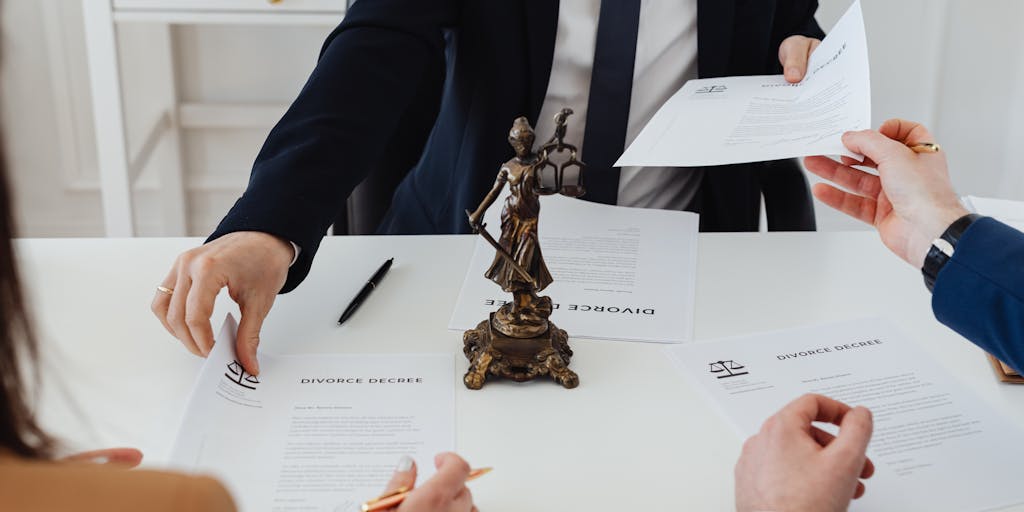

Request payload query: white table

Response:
[18,233,1024,511]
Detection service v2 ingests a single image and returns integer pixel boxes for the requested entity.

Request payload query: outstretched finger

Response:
[151,269,178,337]
[167,272,201,357]
[812,183,879,225]
[804,156,882,198]
[186,276,222,356]
[236,300,269,376]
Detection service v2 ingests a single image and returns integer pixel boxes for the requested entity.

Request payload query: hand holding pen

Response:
[363,453,487,512]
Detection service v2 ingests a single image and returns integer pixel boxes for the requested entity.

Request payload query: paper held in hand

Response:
[616,0,870,167]
[169,315,456,512]
[449,191,698,344]
[667,318,1024,512]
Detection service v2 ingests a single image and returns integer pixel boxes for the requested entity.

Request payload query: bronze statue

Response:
[463,109,585,390]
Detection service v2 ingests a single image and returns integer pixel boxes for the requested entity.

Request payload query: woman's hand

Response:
[377,453,477,512]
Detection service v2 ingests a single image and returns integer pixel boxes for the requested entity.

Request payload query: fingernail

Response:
[395,455,414,472]
[786,67,798,77]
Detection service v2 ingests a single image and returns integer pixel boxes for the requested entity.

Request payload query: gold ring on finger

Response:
[156,285,174,295]
[908,142,940,153]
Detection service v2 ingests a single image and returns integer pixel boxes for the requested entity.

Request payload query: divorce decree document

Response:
[668,318,1024,512]
[616,0,870,167]
[448,191,698,344]
[170,315,455,512]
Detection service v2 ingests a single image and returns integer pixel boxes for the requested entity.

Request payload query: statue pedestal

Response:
[463,312,579,389]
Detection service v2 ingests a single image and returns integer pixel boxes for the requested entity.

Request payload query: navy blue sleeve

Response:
[932,217,1024,374]
[208,0,460,293]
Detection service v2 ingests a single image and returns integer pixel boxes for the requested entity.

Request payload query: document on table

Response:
[667,318,1024,512]
[448,191,698,343]
[964,195,1024,231]
[170,315,455,512]
[616,0,870,167]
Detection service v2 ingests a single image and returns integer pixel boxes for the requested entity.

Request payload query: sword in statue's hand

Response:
[465,209,539,290]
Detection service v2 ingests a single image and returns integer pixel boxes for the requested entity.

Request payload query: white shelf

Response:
[113,0,345,13]
[112,0,345,25]
[85,0,343,236]
[113,10,341,25]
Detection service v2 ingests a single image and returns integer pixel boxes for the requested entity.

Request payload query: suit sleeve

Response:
[932,217,1024,374]
[208,1,459,293]
[768,0,825,73]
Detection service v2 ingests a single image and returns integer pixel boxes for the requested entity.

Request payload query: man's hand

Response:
[779,35,821,83]
[377,453,477,512]
[804,119,969,268]
[735,394,875,512]
[151,231,293,375]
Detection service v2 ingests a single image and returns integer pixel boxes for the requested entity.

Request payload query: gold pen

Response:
[908,142,941,153]
[361,467,493,512]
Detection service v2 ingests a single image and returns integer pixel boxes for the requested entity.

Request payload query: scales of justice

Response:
[463,108,585,390]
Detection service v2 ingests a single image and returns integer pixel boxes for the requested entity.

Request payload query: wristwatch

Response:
[922,213,983,292]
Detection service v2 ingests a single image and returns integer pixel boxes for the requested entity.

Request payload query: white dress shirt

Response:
[533,0,701,210]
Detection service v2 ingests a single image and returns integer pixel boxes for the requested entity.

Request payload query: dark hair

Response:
[0,137,55,458]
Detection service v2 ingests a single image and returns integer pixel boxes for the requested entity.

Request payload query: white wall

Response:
[2,0,331,237]
[813,0,1024,230]
[3,0,1023,237]
[1,0,104,236]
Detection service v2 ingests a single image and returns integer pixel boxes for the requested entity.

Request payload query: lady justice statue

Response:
[463,108,585,390]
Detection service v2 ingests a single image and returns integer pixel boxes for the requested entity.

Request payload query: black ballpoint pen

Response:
[338,258,394,325]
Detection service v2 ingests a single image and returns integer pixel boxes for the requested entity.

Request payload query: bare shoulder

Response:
[0,459,236,512]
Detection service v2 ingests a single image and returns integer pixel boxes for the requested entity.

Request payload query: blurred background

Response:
[1,0,1021,237]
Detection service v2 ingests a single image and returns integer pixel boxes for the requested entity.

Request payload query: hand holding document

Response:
[171,315,455,512]
[668,318,1024,512]
[449,191,699,343]
[616,0,870,167]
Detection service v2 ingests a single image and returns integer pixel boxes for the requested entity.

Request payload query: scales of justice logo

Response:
[695,84,727,94]
[224,360,260,390]
[708,360,749,379]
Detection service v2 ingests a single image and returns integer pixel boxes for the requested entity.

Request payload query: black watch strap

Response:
[922,213,983,292]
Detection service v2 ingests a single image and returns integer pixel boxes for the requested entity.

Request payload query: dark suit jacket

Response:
[933,218,1024,374]
[211,0,825,292]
